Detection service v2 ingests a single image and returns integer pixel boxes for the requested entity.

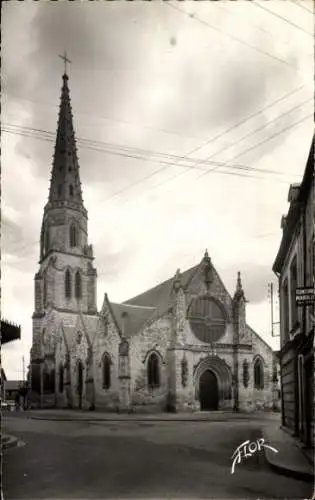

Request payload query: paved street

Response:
[3,413,313,499]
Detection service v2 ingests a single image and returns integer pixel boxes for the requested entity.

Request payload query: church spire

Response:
[48,68,84,211]
[234,271,245,301]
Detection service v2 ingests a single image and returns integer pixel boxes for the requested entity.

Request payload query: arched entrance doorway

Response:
[77,361,83,409]
[199,369,219,411]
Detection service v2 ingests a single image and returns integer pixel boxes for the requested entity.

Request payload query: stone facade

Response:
[30,71,278,414]
[273,137,314,448]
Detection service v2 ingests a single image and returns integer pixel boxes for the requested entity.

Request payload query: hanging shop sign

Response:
[296,287,315,306]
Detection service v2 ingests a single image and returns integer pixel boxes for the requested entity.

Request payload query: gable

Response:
[123,258,235,318]
[185,263,233,306]
[71,314,92,350]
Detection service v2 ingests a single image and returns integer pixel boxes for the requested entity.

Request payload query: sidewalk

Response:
[262,424,314,481]
[10,408,281,423]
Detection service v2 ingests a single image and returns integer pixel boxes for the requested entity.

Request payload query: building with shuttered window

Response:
[273,137,314,448]
[30,70,278,413]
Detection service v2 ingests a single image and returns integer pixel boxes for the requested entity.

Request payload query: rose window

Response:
[188,296,226,343]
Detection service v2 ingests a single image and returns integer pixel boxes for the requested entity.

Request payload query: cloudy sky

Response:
[2,0,314,380]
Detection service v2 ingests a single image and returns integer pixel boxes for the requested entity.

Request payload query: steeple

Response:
[234,271,245,301]
[47,72,85,213]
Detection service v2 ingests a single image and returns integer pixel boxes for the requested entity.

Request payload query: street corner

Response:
[261,425,314,482]
[2,434,25,450]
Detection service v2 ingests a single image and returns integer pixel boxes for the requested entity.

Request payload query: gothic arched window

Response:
[75,271,82,299]
[69,223,77,248]
[43,366,55,394]
[58,184,62,198]
[147,353,160,389]
[65,269,72,299]
[77,360,83,396]
[243,360,249,388]
[254,358,264,390]
[102,354,111,390]
[69,185,74,197]
[59,364,64,393]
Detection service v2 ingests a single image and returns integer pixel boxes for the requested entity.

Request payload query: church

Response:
[30,70,278,413]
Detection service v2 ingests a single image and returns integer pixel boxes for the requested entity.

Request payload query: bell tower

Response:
[31,66,97,363]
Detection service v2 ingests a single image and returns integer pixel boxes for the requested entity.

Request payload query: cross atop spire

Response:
[58,51,71,76]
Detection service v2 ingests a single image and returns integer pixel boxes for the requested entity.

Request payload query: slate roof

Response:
[108,264,199,338]
[246,324,273,351]
[124,265,199,313]
[110,303,157,338]
[112,260,274,351]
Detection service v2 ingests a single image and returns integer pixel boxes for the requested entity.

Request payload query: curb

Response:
[28,414,267,423]
[265,457,314,482]
[29,416,229,423]
[261,429,314,482]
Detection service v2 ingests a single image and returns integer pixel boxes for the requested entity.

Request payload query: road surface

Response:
[3,413,312,499]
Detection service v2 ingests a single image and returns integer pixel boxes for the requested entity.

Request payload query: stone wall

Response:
[92,305,121,411]
[129,315,171,412]
[43,207,88,255]
[250,333,275,410]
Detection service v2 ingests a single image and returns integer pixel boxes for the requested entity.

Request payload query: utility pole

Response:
[268,282,280,337]
[270,283,274,337]
[22,356,25,382]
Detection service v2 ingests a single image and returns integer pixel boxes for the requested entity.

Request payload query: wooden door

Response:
[199,370,219,411]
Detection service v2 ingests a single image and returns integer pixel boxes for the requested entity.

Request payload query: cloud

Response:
[2,1,313,377]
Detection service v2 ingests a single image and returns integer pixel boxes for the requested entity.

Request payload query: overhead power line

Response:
[164,2,303,71]
[111,114,310,211]
[3,86,309,212]
[3,82,309,167]
[291,0,314,15]
[2,113,303,185]
[2,91,206,142]
[252,2,314,37]
[3,82,308,200]
[219,1,314,58]
[290,0,314,15]
[85,98,310,204]
[3,84,310,224]
[102,99,311,205]
[2,124,298,211]
[171,84,309,168]
[196,112,312,182]
[2,116,305,260]
[193,96,313,169]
